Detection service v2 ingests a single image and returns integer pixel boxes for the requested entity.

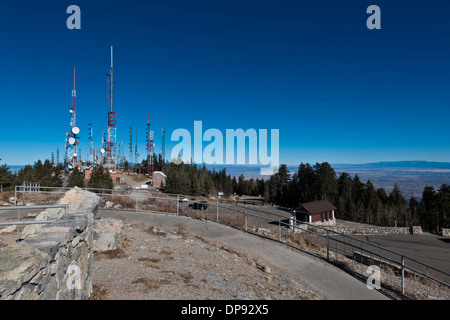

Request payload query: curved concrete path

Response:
[99,210,390,300]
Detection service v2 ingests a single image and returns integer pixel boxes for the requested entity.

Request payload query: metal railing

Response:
[0,204,69,240]
[14,185,450,299]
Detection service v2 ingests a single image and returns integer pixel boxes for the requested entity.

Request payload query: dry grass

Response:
[138,257,161,263]
[89,285,108,300]
[219,245,248,259]
[94,248,127,260]
[132,277,171,290]
[174,225,189,239]
[0,191,15,202]
[160,249,175,255]
[178,272,194,283]
[16,193,63,205]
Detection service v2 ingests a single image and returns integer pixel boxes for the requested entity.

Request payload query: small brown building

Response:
[293,200,337,226]
[84,169,122,186]
[151,171,166,188]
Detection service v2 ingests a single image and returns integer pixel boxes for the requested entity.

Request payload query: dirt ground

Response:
[90,221,324,300]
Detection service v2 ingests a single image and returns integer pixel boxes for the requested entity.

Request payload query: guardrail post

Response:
[216,201,219,221]
[326,230,330,261]
[401,255,405,295]
[17,207,20,238]
[245,210,247,231]
[177,195,179,216]
[278,217,281,241]
[135,191,138,212]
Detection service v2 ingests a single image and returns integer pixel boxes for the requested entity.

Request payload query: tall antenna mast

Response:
[88,123,93,164]
[161,110,166,169]
[135,128,139,164]
[106,45,117,171]
[65,68,80,164]
[110,46,113,113]
[129,126,133,165]
[146,114,155,177]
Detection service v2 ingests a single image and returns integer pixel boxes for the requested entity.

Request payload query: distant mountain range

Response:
[205,161,450,177]
[333,161,450,169]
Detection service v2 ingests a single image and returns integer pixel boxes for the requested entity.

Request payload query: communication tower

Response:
[146,114,155,177]
[129,126,133,164]
[106,46,117,171]
[161,110,166,169]
[65,68,80,163]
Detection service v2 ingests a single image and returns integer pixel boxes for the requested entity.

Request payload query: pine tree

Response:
[337,172,353,220]
[0,164,13,191]
[68,166,85,188]
[87,166,113,192]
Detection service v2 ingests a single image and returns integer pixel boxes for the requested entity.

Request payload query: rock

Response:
[113,204,122,209]
[8,197,16,204]
[92,217,124,252]
[0,225,17,235]
[104,201,114,209]
[256,228,271,236]
[21,187,101,239]
[261,265,272,274]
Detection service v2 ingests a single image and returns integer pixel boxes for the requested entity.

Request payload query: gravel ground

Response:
[90,221,324,300]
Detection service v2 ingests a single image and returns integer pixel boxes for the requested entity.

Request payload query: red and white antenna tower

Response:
[106,46,117,171]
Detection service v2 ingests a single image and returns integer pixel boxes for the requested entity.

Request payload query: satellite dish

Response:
[100,148,106,154]
[68,137,76,145]
[72,127,80,135]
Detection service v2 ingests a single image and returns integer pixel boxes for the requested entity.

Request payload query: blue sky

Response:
[0,0,449,166]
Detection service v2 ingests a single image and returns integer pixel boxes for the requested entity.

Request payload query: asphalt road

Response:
[0,208,42,223]
[341,233,450,283]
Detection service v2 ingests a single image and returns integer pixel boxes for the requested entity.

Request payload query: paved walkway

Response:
[99,210,390,300]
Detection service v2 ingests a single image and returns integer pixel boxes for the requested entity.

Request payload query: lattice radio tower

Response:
[106,46,117,171]
[129,126,133,164]
[65,68,80,163]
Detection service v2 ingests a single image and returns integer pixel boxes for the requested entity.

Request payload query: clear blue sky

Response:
[0,0,449,166]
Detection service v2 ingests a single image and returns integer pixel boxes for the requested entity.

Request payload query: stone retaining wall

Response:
[0,187,101,300]
[312,225,422,235]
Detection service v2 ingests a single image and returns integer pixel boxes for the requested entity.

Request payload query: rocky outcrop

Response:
[0,187,101,300]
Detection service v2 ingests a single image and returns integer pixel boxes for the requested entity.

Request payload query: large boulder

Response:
[92,218,124,252]
[21,187,101,239]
